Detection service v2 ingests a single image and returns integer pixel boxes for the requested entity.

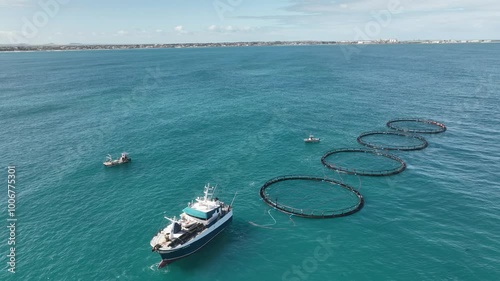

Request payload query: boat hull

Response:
[156,211,232,267]
[103,159,131,166]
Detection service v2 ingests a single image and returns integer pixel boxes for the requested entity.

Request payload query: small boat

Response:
[150,184,234,268]
[304,134,320,143]
[103,152,131,166]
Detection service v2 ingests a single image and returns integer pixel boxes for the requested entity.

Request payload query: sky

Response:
[0,0,499,44]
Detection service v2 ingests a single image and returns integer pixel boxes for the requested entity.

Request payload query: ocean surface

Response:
[1,44,499,281]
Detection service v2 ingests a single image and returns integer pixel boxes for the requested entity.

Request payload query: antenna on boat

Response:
[230,192,238,207]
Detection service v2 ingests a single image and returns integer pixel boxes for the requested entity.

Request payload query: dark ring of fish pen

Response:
[259,175,364,219]
[357,131,428,151]
[321,148,406,176]
[386,118,447,134]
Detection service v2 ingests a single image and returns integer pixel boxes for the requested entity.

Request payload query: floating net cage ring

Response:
[321,148,407,176]
[259,175,364,219]
[357,131,428,151]
[386,118,447,134]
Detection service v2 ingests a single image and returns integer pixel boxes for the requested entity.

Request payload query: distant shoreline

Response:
[1,39,498,52]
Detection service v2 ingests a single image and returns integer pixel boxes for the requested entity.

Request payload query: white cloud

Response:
[155,29,163,33]
[0,30,22,44]
[0,30,16,36]
[0,0,32,7]
[117,30,128,36]
[174,25,190,35]
[234,0,500,40]
[207,25,256,33]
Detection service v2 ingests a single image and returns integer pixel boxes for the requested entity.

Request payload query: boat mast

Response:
[204,183,215,201]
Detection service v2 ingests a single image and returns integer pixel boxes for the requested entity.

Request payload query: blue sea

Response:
[1,44,499,281]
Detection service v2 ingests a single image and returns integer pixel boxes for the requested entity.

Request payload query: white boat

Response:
[304,134,320,143]
[103,152,131,166]
[150,184,233,268]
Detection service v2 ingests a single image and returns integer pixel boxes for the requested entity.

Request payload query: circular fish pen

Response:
[357,131,428,151]
[259,175,364,219]
[321,148,406,176]
[387,118,447,134]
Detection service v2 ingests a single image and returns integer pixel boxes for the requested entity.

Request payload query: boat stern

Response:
[158,259,170,268]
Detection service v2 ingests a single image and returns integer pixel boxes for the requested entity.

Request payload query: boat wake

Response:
[148,263,170,273]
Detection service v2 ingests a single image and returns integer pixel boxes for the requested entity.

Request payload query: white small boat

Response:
[304,134,320,143]
[103,152,131,166]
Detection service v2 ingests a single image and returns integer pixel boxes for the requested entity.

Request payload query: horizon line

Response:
[2,38,499,46]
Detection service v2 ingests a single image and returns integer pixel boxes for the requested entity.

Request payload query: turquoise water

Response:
[1,44,500,280]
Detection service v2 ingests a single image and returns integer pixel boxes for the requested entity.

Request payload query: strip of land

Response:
[1,39,497,52]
